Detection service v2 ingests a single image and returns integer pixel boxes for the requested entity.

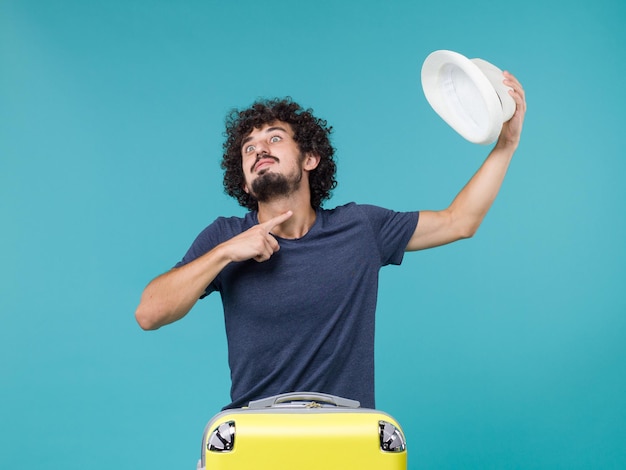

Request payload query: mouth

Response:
[253,155,279,173]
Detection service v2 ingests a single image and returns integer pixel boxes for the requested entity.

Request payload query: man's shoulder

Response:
[321,202,376,214]
[321,202,392,220]
[203,211,257,233]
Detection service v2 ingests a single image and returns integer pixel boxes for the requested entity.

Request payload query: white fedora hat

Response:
[421,50,516,145]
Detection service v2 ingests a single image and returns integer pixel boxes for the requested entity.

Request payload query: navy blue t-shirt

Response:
[176,203,419,409]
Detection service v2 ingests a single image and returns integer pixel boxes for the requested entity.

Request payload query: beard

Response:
[247,151,307,203]
[250,168,303,202]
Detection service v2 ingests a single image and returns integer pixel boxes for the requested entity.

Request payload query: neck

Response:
[257,194,317,239]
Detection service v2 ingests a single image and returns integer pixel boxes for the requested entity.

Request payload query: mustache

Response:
[251,154,279,173]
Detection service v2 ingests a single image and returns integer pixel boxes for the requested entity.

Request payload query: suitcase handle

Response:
[248,392,361,409]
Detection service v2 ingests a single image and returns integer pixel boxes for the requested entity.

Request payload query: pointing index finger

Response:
[261,210,293,231]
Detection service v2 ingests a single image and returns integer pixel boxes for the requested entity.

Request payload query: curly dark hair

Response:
[221,98,337,210]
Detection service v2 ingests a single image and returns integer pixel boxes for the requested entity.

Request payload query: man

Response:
[135,73,526,409]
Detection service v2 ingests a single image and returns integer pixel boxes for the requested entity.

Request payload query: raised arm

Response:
[135,211,293,330]
[406,72,526,251]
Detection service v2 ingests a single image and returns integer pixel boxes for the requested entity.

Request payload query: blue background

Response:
[2,0,625,468]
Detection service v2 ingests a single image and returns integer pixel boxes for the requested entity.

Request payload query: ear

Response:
[303,152,321,171]
[243,183,249,194]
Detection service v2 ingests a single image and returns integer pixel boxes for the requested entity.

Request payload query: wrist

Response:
[494,136,519,155]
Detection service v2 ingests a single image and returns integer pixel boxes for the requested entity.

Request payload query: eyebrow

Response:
[241,126,289,147]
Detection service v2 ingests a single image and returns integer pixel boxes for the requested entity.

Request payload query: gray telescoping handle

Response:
[248,392,361,409]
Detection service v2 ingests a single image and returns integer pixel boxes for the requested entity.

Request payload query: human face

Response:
[241,121,305,199]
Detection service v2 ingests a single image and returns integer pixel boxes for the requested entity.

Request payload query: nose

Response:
[254,140,269,156]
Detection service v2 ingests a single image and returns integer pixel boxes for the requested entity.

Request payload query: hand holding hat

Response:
[496,71,526,149]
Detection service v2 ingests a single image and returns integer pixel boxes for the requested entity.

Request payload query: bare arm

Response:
[406,72,527,251]
[135,211,293,330]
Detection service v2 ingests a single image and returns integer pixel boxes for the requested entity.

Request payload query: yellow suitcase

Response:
[197,392,407,470]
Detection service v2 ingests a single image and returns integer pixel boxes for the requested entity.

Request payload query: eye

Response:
[269,135,282,143]
[244,144,255,153]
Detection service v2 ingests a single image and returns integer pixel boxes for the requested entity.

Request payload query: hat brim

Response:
[421,50,514,145]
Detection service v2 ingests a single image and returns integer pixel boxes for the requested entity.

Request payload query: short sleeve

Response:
[358,205,419,266]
